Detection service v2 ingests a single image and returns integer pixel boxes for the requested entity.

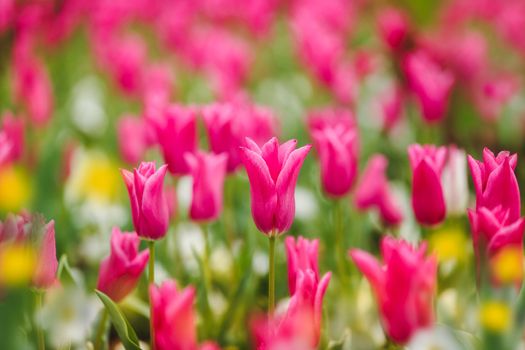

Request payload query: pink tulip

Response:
[149,280,198,350]
[240,137,311,235]
[350,237,437,344]
[117,115,149,165]
[403,51,454,123]
[153,105,197,175]
[0,0,14,33]
[0,213,57,289]
[13,55,53,126]
[0,112,24,164]
[308,108,359,197]
[468,148,520,221]
[377,8,409,52]
[472,73,518,121]
[97,227,149,302]
[33,220,58,289]
[285,236,319,295]
[468,206,525,284]
[141,63,174,109]
[202,102,278,172]
[354,155,403,226]
[185,151,228,222]
[408,144,447,226]
[121,162,170,240]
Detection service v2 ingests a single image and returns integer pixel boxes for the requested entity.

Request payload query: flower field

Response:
[1,0,525,349]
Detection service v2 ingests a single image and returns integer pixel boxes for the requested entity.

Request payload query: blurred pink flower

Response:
[404,51,454,123]
[202,102,278,172]
[0,0,14,33]
[350,237,437,344]
[354,155,403,226]
[0,112,24,164]
[377,8,409,52]
[153,105,197,175]
[379,85,404,132]
[240,137,311,235]
[185,151,228,222]
[33,220,58,289]
[468,148,520,221]
[472,73,519,121]
[97,227,149,302]
[121,162,170,240]
[408,144,447,226]
[285,236,319,295]
[150,280,221,350]
[309,108,359,197]
[117,115,149,165]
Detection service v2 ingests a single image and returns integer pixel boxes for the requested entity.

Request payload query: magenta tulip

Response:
[350,237,437,344]
[285,236,319,295]
[354,155,403,226]
[121,162,170,240]
[33,220,58,289]
[468,148,520,221]
[377,8,409,52]
[153,105,197,175]
[468,206,525,284]
[308,108,359,197]
[97,227,149,302]
[240,137,311,235]
[408,144,447,226]
[404,51,454,123]
[185,151,228,222]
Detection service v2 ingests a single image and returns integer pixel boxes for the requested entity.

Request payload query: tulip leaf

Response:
[57,254,82,286]
[95,290,142,350]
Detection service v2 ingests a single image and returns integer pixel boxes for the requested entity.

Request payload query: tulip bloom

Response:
[408,144,447,226]
[404,51,454,123]
[117,115,149,165]
[468,206,525,284]
[380,85,404,132]
[150,280,220,350]
[97,227,150,302]
[240,137,311,235]
[202,102,277,172]
[377,8,409,52]
[121,162,170,240]
[185,151,228,222]
[308,108,359,197]
[33,220,58,289]
[354,155,403,226]
[468,148,520,221]
[153,105,197,175]
[350,237,437,344]
[285,236,319,295]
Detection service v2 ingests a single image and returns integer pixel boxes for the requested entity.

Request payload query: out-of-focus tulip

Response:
[380,85,404,132]
[404,51,454,123]
[0,0,14,33]
[97,227,149,302]
[150,280,219,350]
[141,63,174,109]
[13,56,54,126]
[0,113,24,163]
[408,144,447,226]
[153,105,197,175]
[117,115,149,165]
[442,146,469,216]
[377,8,409,52]
[468,148,520,221]
[468,206,525,284]
[472,73,518,121]
[285,236,319,295]
[202,102,278,172]
[185,151,228,222]
[349,237,437,344]
[0,213,57,289]
[240,137,311,235]
[308,108,358,197]
[121,162,169,240]
[354,155,403,226]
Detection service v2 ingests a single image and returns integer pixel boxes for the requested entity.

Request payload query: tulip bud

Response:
[97,227,149,302]
[121,162,170,240]
[240,137,311,235]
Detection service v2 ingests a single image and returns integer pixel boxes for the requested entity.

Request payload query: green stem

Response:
[35,291,45,350]
[148,240,156,350]
[93,309,109,350]
[224,177,236,250]
[201,223,213,293]
[334,200,348,284]
[268,235,276,315]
